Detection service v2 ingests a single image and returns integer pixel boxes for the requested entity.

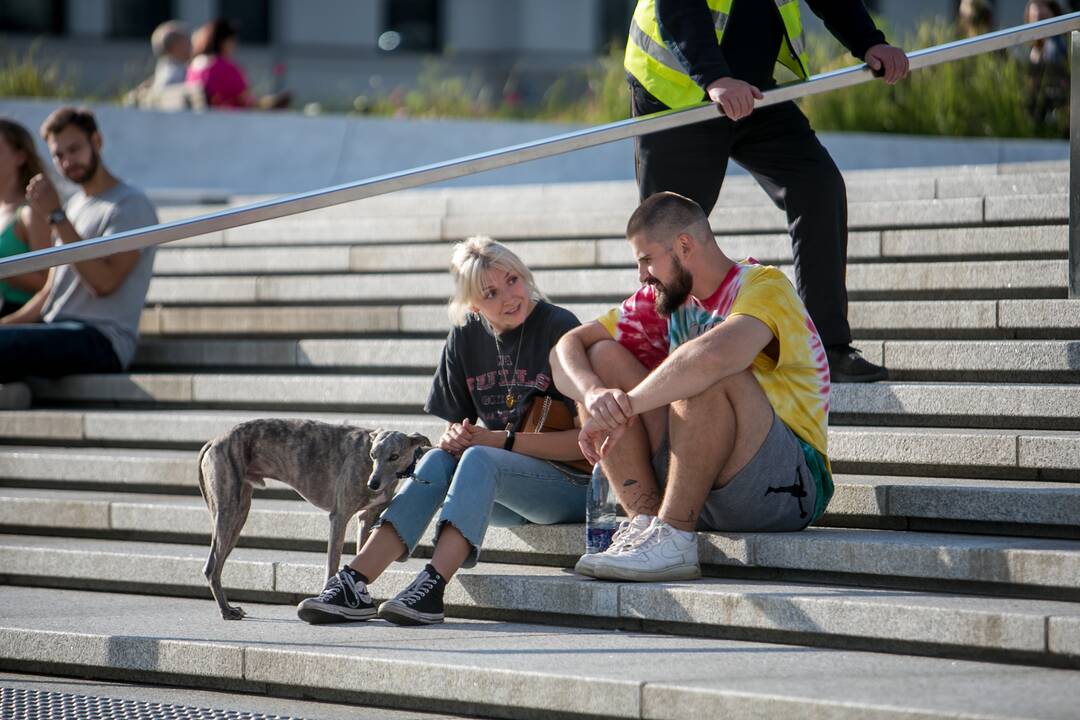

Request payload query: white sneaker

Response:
[588,518,701,582]
[574,514,655,578]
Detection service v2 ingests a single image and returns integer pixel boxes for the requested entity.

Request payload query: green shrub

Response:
[0,43,75,99]
[534,42,630,124]
[799,18,1064,138]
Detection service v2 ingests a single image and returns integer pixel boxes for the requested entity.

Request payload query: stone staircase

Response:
[1,161,1079,719]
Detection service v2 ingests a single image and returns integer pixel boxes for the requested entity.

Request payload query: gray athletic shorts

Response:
[652,411,817,532]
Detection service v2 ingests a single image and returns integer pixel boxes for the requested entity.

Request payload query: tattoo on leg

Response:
[686,510,696,523]
[623,479,638,487]
[630,491,661,514]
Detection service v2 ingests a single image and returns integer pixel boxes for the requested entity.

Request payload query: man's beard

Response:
[66,149,100,185]
[653,254,694,317]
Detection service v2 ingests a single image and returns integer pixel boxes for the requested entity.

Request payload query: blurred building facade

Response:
[0,0,1050,108]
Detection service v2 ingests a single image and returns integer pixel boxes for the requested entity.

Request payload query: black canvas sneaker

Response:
[826,345,889,383]
[296,567,376,624]
[378,564,446,626]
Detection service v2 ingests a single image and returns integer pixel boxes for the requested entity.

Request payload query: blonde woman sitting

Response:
[298,236,588,626]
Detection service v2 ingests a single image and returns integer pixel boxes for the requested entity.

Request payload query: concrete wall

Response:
[0,99,1066,197]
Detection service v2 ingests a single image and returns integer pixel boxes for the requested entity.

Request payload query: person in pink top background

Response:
[186,18,290,110]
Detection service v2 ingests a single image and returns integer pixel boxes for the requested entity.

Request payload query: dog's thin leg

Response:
[326,512,349,583]
[205,480,254,620]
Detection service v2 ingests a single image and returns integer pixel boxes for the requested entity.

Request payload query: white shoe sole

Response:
[573,553,602,578]
[588,562,701,583]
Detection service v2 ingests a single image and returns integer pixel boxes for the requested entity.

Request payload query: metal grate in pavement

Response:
[1,687,306,720]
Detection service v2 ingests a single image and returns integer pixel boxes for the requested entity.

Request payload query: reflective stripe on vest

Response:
[625,0,809,110]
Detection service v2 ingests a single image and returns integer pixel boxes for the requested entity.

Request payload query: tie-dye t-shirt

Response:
[596,260,832,474]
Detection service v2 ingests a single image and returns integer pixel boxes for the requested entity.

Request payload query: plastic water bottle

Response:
[585,467,617,554]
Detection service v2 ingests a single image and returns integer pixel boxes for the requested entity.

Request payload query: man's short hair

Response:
[152,20,189,58]
[40,106,98,141]
[626,191,711,246]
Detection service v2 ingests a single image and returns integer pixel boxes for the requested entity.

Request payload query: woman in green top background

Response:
[0,118,50,317]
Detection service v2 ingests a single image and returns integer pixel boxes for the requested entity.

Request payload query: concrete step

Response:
[142,261,1067,305]
[1,469,1077,548]
[2,586,1079,720]
[166,169,1063,224]
[25,373,433,412]
[161,162,1067,217]
[2,412,1077,480]
[163,193,1067,247]
[135,298,1080,339]
[2,537,1080,667]
[0,409,437,449]
[3,515,1080,599]
[129,338,1080,385]
[134,337,447,370]
[151,226,1066,276]
[829,382,1080,431]
[24,375,1080,430]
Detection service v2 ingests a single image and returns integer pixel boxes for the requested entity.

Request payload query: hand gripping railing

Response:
[3,12,1080,296]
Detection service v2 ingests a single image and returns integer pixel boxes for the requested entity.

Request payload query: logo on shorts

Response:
[765,473,808,519]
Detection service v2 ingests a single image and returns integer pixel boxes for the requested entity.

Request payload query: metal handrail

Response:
[2,12,1080,283]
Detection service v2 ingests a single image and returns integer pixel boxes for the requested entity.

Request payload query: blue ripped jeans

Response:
[377,446,588,568]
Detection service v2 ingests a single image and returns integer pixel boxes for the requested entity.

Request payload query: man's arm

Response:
[626,314,773,416]
[551,321,635,427]
[655,0,732,90]
[655,0,762,119]
[0,268,53,325]
[550,321,610,403]
[805,0,908,84]
[26,174,141,297]
[804,0,886,60]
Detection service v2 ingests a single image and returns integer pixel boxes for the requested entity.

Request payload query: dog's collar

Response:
[396,446,427,479]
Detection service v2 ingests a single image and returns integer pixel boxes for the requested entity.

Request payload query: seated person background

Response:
[551,192,833,582]
[187,18,290,110]
[0,106,158,383]
[0,118,50,316]
[126,20,203,111]
[152,20,192,89]
[296,236,588,626]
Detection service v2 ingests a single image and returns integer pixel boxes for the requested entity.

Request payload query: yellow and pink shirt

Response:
[597,260,833,519]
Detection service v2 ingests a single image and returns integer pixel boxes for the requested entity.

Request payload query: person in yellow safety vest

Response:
[624,0,908,383]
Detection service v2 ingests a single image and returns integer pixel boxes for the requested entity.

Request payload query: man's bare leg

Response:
[660,369,774,532]
[586,369,774,581]
[584,339,667,517]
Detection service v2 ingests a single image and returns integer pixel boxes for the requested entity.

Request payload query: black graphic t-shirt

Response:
[425,300,581,431]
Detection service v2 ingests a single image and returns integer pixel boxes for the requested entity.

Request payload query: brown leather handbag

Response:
[519,396,593,474]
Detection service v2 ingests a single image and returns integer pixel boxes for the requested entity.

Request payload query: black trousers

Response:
[0,320,121,383]
[632,81,852,348]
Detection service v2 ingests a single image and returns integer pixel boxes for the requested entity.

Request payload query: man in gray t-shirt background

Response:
[0,106,158,384]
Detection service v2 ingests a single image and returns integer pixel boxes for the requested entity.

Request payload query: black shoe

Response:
[297,567,376,624]
[378,565,446,626]
[826,345,888,383]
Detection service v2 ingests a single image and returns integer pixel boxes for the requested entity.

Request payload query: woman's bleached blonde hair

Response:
[447,236,547,326]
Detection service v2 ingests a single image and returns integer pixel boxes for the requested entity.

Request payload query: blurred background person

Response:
[0,119,49,317]
[0,107,158,383]
[151,20,192,90]
[125,20,200,110]
[958,0,995,37]
[187,18,290,110]
[1024,0,1069,135]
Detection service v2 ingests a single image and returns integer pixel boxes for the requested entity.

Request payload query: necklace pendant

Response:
[506,393,515,409]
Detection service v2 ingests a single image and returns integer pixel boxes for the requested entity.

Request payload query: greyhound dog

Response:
[197,418,430,620]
